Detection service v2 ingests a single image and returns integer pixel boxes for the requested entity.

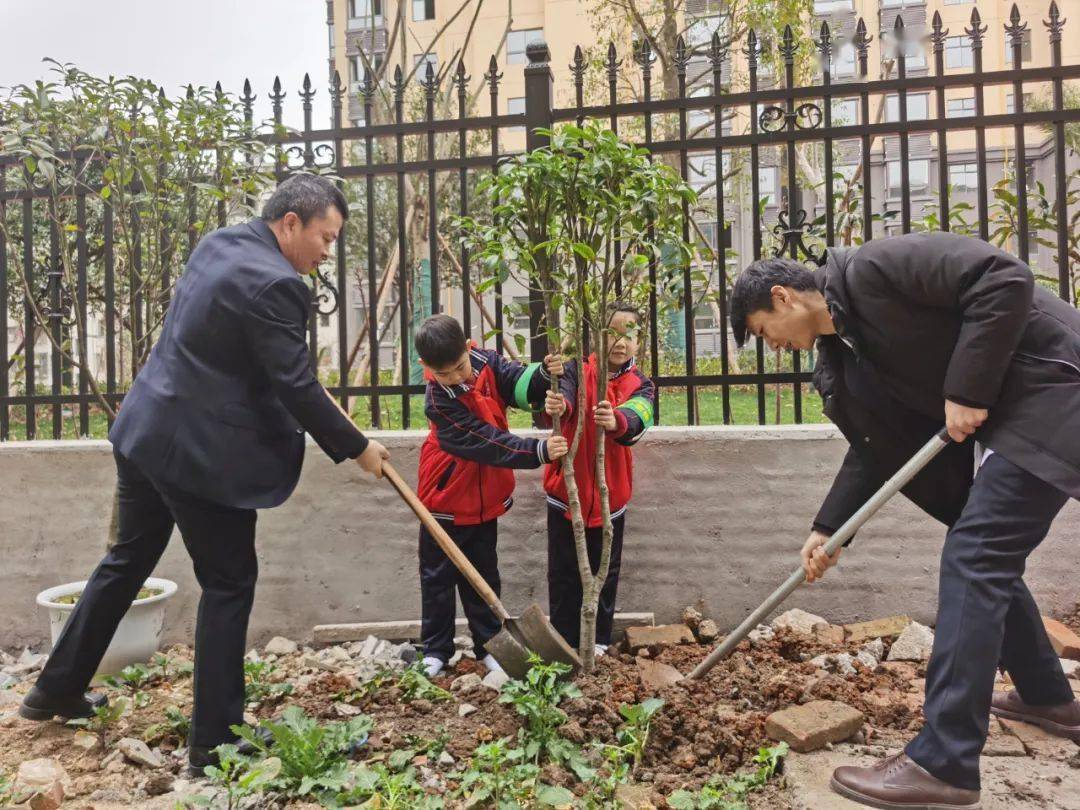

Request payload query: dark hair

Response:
[260,173,348,224]
[730,257,817,347]
[415,314,467,368]
[606,300,640,324]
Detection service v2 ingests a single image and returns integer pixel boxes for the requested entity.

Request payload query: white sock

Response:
[422,656,444,678]
[481,654,504,673]
[594,644,609,657]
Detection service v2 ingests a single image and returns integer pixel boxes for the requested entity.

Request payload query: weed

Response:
[243,659,294,704]
[582,699,665,805]
[67,695,129,748]
[143,706,191,745]
[233,706,372,799]
[666,742,789,810]
[202,744,281,810]
[151,652,194,680]
[336,762,442,809]
[397,661,452,703]
[452,737,575,810]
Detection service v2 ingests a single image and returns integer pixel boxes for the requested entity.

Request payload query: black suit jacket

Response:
[110,219,369,509]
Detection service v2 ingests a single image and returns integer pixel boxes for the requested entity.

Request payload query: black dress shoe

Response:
[187,727,275,776]
[18,685,109,721]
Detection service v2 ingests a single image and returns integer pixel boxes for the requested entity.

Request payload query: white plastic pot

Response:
[37,577,178,680]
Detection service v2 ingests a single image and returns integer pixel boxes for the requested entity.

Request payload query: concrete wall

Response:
[1,425,1077,651]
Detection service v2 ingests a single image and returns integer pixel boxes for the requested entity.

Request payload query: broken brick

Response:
[1043,617,1080,660]
[983,718,1027,757]
[636,658,685,690]
[998,716,1078,760]
[765,700,865,753]
[624,624,694,653]
[844,615,912,644]
[813,624,846,646]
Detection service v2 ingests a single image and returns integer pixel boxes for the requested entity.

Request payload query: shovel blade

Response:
[484,627,533,680]
[511,604,582,675]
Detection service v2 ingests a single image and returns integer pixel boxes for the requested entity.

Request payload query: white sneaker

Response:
[480,654,504,673]
[422,656,444,678]
[594,644,609,658]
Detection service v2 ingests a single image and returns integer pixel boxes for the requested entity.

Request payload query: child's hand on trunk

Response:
[594,400,617,431]
[545,391,567,417]
[544,354,564,377]
[545,435,569,461]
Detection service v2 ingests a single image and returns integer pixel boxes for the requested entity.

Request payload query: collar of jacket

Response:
[426,343,484,398]
[250,218,284,254]
[587,353,637,380]
[816,246,864,358]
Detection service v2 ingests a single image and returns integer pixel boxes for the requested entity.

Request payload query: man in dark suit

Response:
[20,173,389,772]
[731,232,1080,810]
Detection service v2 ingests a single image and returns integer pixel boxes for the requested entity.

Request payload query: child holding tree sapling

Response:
[542,301,655,656]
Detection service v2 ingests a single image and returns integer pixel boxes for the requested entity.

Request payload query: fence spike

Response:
[966,7,987,46]
[930,11,948,50]
[1044,1,1065,42]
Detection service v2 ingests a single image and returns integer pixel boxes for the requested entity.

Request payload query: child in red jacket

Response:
[542,302,655,655]
[415,314,567,677]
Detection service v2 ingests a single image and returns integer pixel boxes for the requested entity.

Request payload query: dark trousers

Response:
[419,519,502,662]
[36,450,258,748]
[546,505,625,649]
[906,452,1073,791]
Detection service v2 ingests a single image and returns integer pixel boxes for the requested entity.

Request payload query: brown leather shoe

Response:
[830,752,980,810]
[990,689,1080,741]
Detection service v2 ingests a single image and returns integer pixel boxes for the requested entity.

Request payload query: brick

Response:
[625,624,695,653]
[844,615,912,644]
[982,718,1027,757]
[813,624,846,646]
[636,658,685,690]
[615,783,657,809]
[997,716,1078,760]
[314,612,654,644]
[1042,617,1080,660]
[765,700,865,753]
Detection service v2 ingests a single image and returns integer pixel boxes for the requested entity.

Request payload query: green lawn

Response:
[1,385,825,440]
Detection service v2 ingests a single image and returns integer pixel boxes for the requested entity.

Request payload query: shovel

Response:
[689,428,952,680]
[381,461,582,679]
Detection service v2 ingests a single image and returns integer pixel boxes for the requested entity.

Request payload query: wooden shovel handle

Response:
[382,462,511,622]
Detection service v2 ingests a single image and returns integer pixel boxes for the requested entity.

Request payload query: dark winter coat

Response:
[812,231,1080,535]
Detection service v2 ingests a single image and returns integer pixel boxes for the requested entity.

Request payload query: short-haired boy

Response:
[542,302,655,655]
[415,314,567,677]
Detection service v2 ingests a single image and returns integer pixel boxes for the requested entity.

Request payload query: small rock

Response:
[451,673,483,693]
[72,730,100,751]
[814,624,846,646]
[448,651,463,667]
[983,718,1027,756]
[810,652,856,676]
[243,711,258,726]
[263,636,297,656]
[844,615,912,644]
[458,703,478,717]
[696,619,720,642]
[324,645,352,663]
[636,658,685,690]
[398,643,419,664]
[0,673,17,689]
[4,651,47,677]
[28,791,62,810]
[998,716,1079,759]
[765,700,865,752]
[681,606,703,631]
[481,670,510,691]
[887,621,935,662]
[117,737,165,768]
[334,701,363,717]
[1061,658,1080,679]
[0,689,21,709]
[880,661,919,682]
[1043,618,1080,660]
[860,638,885,663]
[13,759,67,807]
[771,608,829,636]
[437,751,455,767]
[359,635,381,659]
[411,699,434,714]
[748,624,775,646]
[141,771,174,796]
[615,782,657,809]
[625,624,695,653]
[304,654,342,673]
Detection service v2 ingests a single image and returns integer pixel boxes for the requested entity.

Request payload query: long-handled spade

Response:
[381,461,582,679]
[688,428,952,680]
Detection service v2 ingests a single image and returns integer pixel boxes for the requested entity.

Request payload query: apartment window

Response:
[881,0,923,7]
[349,0,382,25]
[944,0,972,4]
[696,220,718,252]
[694,303,718,330]
[831,97,858,124]
[1004,29,1033,63]
[758,167,778,205]
[949,162,978,190]
[414,52,438,74]
[689,87,711,132]
[886,92,928,121]
[946,96,975,117]
[814,0,853,11]
[687,153,716,192]
[511,297,531,330]
[1005,92,1034,114]
[508,97,525,131]
[508,29,543,65]
[902,43,926,69]
[945,36,973,69]
[687,16,720,47]
[413,0,434,21]
[349,54,383,88]
[886,159,930,195]
[328,23,336,57]
[753,38,775,78]
[833,40,857,76]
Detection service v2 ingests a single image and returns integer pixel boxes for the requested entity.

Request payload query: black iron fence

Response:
[1,2,1078,439]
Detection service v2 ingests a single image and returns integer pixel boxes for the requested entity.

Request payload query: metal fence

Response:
[2,2,1079,439]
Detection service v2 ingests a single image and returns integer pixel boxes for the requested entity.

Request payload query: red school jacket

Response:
[542,355,655,528]
[418,347,554,526]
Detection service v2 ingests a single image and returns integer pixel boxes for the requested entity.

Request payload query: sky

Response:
[0,0,332,129]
